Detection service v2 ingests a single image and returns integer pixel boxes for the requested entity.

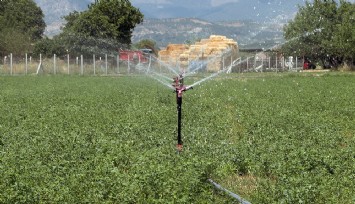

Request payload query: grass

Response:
[0,72,354,203]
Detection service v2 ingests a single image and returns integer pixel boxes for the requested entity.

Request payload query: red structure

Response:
[119,50,148,63]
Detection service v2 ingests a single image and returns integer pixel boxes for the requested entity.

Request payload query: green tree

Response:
[33,36,68,58]
[133,39,159,55]
[0,0,45,55]
[59,0,144,56]
[334,0,355,67]
[282,0,342,68]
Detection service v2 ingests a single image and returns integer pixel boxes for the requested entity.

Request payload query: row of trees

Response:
[282,0,355,69]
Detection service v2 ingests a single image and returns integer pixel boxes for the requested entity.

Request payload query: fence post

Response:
[10,53,13,75]
[117,54,120,74]
[36,54,42,75]
[276,56,278,73]
[296,57,298,70]
[93,54,96,75]
[128,55,130,74]
[67,54,70,75]
[230,55,233,73]
[269,57,271,71]
[81,55,84,75]
[246,57,249,71]
[159,55,161,73]
[54,54,56,74]
[25,53,28,75]
[105,54,108,75]
[222,56,225,70]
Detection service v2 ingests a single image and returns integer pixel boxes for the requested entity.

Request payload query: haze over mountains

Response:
[33,0,308,48]
[129,0,307,21]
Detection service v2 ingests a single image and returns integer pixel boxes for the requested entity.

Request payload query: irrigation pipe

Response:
[208,179,251,204]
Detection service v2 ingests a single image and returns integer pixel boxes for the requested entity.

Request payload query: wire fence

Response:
[0,53,306,76]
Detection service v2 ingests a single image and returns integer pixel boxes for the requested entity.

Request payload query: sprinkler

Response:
[172,73,192,152]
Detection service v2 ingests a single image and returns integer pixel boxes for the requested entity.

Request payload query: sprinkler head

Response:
[177,144,183,152]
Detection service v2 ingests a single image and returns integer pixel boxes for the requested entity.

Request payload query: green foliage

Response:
[282,0,354,69]
[58,0,144,56]
[33,36,67,58]
[0,28,32,56]
[133,39,159,55]
[0,0,45,55]
[0,73,354,203]
[334,0,355,65]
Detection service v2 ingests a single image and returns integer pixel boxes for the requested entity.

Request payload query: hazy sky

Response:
[129,0,241,7]
[210,0,239,7]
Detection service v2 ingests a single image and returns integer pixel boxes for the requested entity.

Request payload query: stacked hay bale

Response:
[158,44,189,69]
[158,35,238,72]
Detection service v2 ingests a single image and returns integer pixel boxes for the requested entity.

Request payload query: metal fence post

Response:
[81,55,84,75]
[93,54,96,75]
[105,54,108,75]
[117,55,120,74]
[25,53,28,75]
[54,54,56,74]
[128,55,130,74]
[67,54,70,75]
[10,53,13,75]
[222,56,225,70]
[276,56,278,73]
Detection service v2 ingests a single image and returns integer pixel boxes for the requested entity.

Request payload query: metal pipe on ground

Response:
[208,179,251,204]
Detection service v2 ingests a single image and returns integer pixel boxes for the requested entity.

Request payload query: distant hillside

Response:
[34,0,300,37]
[133,18,285,49]
[33,0,287,48]
[129,0,305,21]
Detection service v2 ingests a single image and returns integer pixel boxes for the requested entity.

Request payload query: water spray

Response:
[172,73,192,152]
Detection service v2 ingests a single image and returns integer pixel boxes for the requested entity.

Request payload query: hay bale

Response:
[158,35,239,72]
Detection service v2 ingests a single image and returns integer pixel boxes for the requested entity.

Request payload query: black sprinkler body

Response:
[172,74,192,152]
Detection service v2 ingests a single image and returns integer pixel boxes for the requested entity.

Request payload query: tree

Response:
[0,0,45,55]
[282,0,349,68]
[334,0,355,67]
[133,39,159,55]
[33,36,68,58]
[59,0,144,56]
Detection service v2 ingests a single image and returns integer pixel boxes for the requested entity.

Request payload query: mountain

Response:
[132,18,285,49]
[34,0,94,36]
[34,0,304,36]
[129,0,306,22]
[33,0,303,48]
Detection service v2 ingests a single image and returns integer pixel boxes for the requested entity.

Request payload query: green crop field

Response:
[0,73,354,203]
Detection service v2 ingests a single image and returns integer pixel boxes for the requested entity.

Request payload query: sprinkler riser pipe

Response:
[172,74,192,152]
[177,95,182,146]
